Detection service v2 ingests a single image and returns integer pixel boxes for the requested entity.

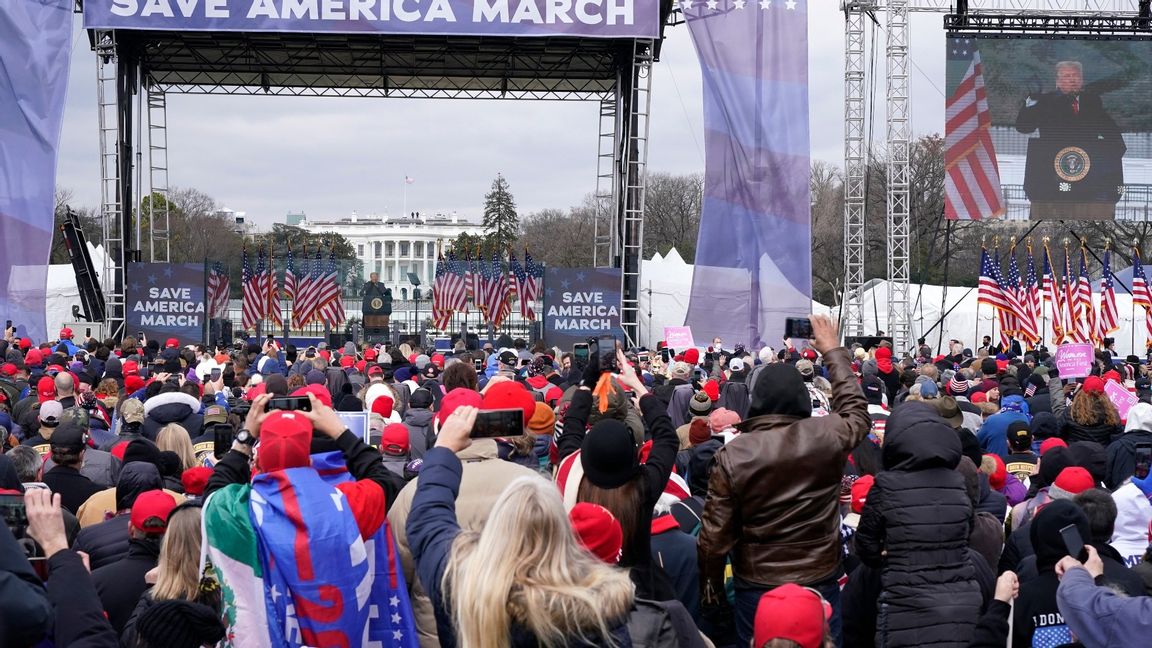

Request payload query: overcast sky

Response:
[55,7,949,228]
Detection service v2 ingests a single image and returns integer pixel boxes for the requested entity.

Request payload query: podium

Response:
[1023,136,1124,220]
[362,282,391,344]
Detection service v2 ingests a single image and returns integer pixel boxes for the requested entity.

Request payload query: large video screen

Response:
[945,36,1152,221]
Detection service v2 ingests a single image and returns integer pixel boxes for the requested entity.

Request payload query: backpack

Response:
[717,381,750,419]
[626,598,707,648]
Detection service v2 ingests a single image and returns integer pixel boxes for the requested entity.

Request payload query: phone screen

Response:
[596,335,618,372]
[784,317,814,339]
[1136,443,1152,480]
[212,423,235,459]
[573,343,590,362]
[1060,523,1087,562]
[267,396,312,412]
[210,368,222,382]
[473,358,483,370]
[469,409,525,438]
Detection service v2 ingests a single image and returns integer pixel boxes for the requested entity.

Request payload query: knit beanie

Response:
[568,503,623,564]
[528,402,556,436]
[1030,499,1091,572]
[580,419,638,489]
[688,391,712,416]
[1040,437,1068,456]
[135,600,226,648]
[1048,466,1096,501]
[688,418,712,446]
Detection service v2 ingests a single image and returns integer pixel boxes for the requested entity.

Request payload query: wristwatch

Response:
[235,429,257,447]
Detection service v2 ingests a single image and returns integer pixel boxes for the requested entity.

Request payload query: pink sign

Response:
[1104,380,1138,421]
[1055,343,1094,379]
[663,326,696,350]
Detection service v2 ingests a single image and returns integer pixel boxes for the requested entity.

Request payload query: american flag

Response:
[981,245,1009,309]
[207,261,230,320]
[944,38,1004,221]
[1132,248,1152,347]
[522,251,543,321]
[1021,246,1042,345]
[316,247,345,327]
[977,246,1012,310]
[439,252,469,312]
[265,244,282,327]
[1098,249,1119,339]
[1008,251,1039,345]
[1042,244,1066,344]
[995,249,1017,348]
[295,247,324,328]
[1063,250,1082,343]
[291,245,309,328]
[467,251,482,309]
[509,251,530,319]
[284,243,298,301]
[431,255,453,330]
[1076,248,1095,344]
[241,245,264,331]
[482,252,511,327]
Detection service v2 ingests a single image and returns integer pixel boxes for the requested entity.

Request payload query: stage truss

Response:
[840,0,1150,348]
[82,8,671,344]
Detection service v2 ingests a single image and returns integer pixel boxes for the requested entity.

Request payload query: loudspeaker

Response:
[213,319,234,347]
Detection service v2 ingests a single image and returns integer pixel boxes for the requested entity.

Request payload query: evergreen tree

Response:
[482,173,519,253]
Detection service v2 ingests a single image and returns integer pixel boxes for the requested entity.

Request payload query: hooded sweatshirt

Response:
[1013,500,1090,648]
[977,395,1029,460]
[1106,402,1152,489]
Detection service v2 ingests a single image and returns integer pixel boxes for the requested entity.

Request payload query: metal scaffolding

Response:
[842,2,870,338]
[619,41,654,348]
[885,0,911,346]
[146,87,171,263]
[96,31,127,340]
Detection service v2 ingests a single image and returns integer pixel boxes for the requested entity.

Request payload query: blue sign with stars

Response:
[125,262,207,345]
[543,267,624,349]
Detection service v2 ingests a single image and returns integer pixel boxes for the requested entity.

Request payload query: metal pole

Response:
[936,220,952,355]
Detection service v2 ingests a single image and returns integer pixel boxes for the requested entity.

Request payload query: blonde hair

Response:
[152,505,202,601]
[157,424,197,471]
[443,476,634,647]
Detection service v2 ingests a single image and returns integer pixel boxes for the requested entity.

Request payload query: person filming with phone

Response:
[697,314,871,646]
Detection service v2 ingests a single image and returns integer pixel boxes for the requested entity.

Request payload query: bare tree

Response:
[810,161,845,305]
[517,202,596,268]
[642,172,704,261]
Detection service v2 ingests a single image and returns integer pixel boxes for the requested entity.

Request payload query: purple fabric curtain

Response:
[682,1,811,348]
[0,0,74,342]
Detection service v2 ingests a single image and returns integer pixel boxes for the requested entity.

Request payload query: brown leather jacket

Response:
[697,347,870,600]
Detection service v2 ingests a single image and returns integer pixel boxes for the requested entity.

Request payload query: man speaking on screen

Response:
[1015,60,1126,213]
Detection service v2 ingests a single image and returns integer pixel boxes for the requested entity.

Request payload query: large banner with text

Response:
[126,263,207,344]
[543,267,623,350]
[0,0,73,343]
[83,0,660,38]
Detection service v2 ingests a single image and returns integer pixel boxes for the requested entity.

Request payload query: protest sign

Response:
[1104,380,1138,421]
[663,326,695,350]
[1055,343,1094,379]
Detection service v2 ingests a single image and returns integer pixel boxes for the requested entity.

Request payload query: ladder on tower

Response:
[147,87,171,263]
[592,95,618,268]
[96,31,125,339]
[619,40,654,348]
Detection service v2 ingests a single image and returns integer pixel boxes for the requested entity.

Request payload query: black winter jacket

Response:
[92,537,161,633]
[0,524,51,646]
[141,391,205,440]
[1106,429,1152,489]
[45,550,119,647]
[856,403,982,647]
[73,462,163,570]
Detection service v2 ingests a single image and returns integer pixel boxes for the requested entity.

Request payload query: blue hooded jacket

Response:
[977,394,1030,459]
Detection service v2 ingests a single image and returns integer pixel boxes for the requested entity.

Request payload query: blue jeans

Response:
[734,575,843,648]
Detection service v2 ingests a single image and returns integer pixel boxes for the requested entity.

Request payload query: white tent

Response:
[637,251,1146,356]
[42,243,106,335]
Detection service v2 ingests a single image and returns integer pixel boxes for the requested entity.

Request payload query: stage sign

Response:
[543,267,623,350]
[1054,342,1094,379]
[83,0,660,38]
[125,263,207,345]
[663,326,694,350]
[944,36,1152,221]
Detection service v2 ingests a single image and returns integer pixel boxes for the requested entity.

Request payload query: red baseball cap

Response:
[1082,376,1105,394]
[292,384,332,409]
[437,388,483,426]
[0,363,16,377]
[37,376,56,403]
[481,382,536,424]
[754,584,832,648]
[58,327,72,339]
[1040,437,1068,456]
[165,338,179,349]
[257,411,313,473]
[130,490,177,534]
[180,467,214,497]
[431,353,445,369]
[371,394,394,420]
[24,349,43,367]
[702,380,720,402]
[381,423,410,456]
[363,348,378,362]
[122,360,139,376]
[367,365,384,377]
[355,360,367,373]
[340,355,355,368]
[18,338,32,350]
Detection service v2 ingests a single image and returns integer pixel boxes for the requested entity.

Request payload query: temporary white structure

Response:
[41,243,106,336]
[638,250,1149,357]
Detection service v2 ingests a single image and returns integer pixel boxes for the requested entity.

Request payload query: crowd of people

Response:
[1,319,1151,647]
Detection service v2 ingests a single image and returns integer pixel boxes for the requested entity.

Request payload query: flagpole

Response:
[402,177,408,220]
